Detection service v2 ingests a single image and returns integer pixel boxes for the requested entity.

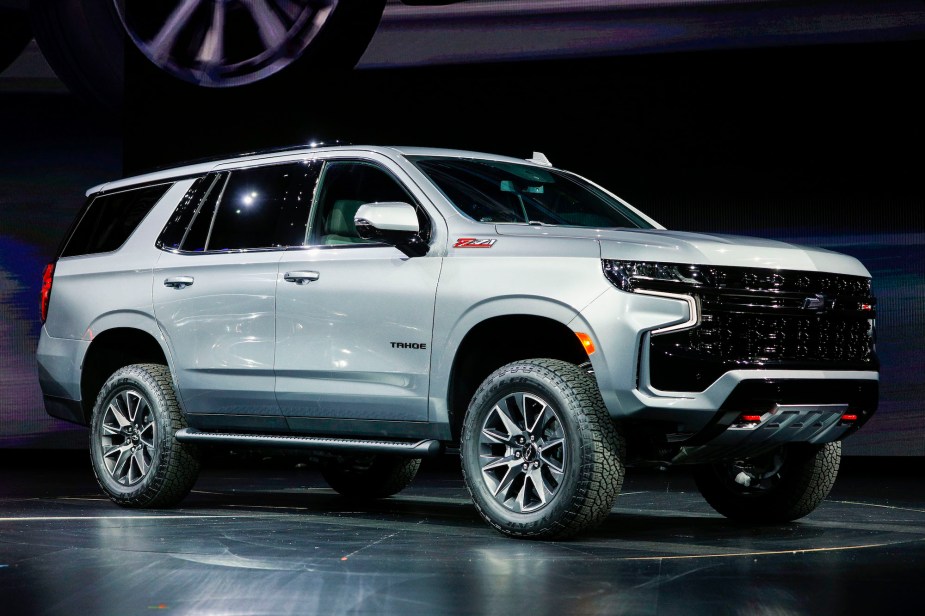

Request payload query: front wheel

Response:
[461,359,624,539]
[89,363,200,507]
[693,441,842,522]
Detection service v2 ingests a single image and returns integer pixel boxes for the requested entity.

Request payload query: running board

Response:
[174,428,442,457]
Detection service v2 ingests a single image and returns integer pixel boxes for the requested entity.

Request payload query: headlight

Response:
[602,260,704,292]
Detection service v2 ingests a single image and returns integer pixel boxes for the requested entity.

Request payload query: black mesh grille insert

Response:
[647,265,878,392]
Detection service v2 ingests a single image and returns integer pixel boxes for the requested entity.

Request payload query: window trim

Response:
[155,157,438,256]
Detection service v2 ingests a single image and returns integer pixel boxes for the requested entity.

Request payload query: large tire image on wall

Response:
[30,0,387,110]
[0,8,32,75]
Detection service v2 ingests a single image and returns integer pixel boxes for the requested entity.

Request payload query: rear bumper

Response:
[43,394,87,426]
[36,326,89,422]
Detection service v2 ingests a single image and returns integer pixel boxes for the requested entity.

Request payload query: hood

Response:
[494,225,871,277]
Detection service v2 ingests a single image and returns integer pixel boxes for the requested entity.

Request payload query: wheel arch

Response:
[445,313,589,441]
[80,326,172,424]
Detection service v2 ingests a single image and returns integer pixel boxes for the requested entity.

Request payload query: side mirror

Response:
[354,202,427,257]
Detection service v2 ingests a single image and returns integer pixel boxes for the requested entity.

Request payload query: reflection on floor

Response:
[1,451,922,615]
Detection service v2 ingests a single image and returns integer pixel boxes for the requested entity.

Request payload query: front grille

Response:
[648,266,878,392]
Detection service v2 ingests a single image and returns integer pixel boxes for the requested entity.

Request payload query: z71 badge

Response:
[454,238,497,248]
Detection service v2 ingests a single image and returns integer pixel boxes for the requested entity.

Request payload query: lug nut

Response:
[522,463,529,470]
[514,451,521,458]
[532,461,540,469]
[530,435,535,442]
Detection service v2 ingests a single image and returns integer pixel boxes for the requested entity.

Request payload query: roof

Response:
[86,144,546,196]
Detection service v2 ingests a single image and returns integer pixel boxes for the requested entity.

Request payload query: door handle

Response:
[164,276,194,289]
[284,271,320,285]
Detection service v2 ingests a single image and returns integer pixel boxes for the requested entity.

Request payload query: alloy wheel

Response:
[478,392,567,514]
[99,388,158,486]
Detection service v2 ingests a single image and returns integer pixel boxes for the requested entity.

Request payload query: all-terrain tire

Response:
[694,441,842,522]
[89,363,200,507]
[460,358,624,539]
[321,455,422,499]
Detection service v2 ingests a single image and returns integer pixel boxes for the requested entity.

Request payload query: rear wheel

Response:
[460,359,624,539]
[89,363,200,507]
[321,454,421,499]
[693,441,842,522]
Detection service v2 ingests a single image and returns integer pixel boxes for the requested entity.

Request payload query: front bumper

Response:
[571,287,878,456]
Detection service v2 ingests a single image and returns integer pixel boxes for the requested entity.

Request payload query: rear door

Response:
[153,161,320,422]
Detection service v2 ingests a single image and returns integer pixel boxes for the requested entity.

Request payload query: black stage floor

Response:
[1,451,923,615]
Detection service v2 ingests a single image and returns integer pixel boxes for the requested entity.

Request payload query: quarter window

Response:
[62,183,171,257]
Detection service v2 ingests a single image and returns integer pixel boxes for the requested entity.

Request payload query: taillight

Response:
[41,263,55,323]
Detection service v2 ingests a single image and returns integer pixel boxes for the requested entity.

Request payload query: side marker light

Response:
[575,332,595,355]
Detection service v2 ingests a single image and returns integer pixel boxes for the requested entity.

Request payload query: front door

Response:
[275,160,441,424]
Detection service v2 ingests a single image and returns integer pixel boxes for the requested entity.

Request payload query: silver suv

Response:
[36,145,879,538]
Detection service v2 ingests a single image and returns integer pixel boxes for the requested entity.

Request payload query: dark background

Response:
[125,38,922,233]
[1,2,922,454]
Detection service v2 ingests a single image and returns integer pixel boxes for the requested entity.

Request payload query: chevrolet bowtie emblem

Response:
[802,293,833,312]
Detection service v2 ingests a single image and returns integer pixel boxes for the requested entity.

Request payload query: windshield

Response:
[410,156,655,229]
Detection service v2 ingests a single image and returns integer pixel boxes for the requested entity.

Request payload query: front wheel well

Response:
[80,328,169,423]
[447,315,589,441]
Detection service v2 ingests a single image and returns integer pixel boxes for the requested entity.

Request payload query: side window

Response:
[206,161,320,251]
[62,183,172,257]
[309,161,422,246]
[156,174,216,251]
[182,173,228,252]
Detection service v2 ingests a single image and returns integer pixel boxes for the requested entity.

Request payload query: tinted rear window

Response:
[156,161,321,253]
[206,162,319,251]
[62,183,172,257]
